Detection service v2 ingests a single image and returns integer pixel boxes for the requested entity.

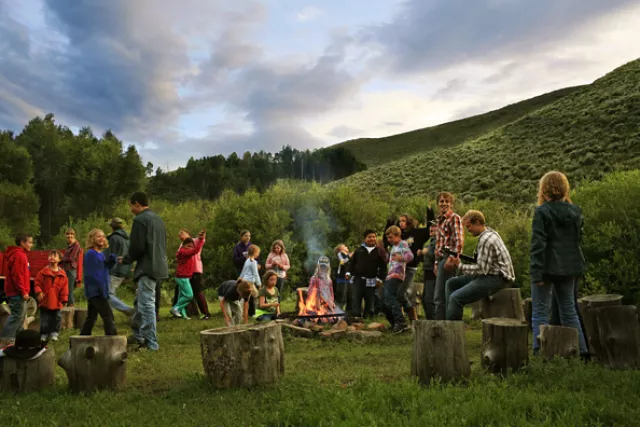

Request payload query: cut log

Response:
[411,320,470,384]
[319,329,347,341]
[60,307,75,329]
[296,287,309,313]
[73,308,88,329]
[22,315,36,331]
[346,330,383,342]
[479,288,525,321]
[592,305,640,369]
[0,348,55,393]
[523,298,532,330]
[280,323,314,338]
[58,335,128,394]
[470,301,483,320]
[539,325,579,360]
[25,297,38,317]
[366,322,387,332]
[581,294,623,359]
[481,318,528,374]
[200,322,285,389]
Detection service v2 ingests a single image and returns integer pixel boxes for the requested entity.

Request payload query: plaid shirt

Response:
[435,210,464,257]
[460,227,515,282]
[61,240,82,270]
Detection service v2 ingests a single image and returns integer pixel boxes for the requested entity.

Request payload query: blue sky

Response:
[1,0,639,170]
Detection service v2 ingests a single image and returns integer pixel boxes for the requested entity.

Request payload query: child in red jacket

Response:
[0,233,33,342]
[34,250,69,342]
[170,231,205,319]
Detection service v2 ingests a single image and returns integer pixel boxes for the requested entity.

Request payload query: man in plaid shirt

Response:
[433,192,464,320]
[445,210,515,320]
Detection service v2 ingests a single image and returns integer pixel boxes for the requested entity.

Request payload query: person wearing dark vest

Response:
[104,218,134,316]
[346,230,387,319]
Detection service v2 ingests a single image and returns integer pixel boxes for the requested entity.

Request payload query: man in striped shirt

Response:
[445,210,515,320]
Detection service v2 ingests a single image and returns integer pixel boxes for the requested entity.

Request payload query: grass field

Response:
[2,293,640,427]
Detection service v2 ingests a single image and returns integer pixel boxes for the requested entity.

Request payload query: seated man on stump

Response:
[444,210,515,320]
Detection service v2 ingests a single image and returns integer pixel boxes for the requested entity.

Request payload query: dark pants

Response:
[334,278,349,310]
[383,278,405,327]
[40,308,61,335]
[155,281,162,316]
[256,313,277,322]
[66,269,77,305]
[350,277,377,318]
[189,273,210,316]
[422,273,436,319]
[81,297,117,336]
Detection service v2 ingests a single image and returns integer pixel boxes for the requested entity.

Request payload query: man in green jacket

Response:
[121,192,168,351]
[104,218,134,316]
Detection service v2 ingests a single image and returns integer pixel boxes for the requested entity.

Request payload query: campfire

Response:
[292,287,345,326]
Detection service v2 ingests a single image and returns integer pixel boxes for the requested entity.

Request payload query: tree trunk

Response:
[539,325,579,360]
[592,305,640,369]
[0,348,55,393]
[411,320,470,384]
[479,288,525,321]
[60,307,75,329]
[470,301,483,320]
[73,308,88,329]
[58,335,128,394]
[481,317,528,374]
[200,322,285,389]
[523,298,532,330]
[581,294,623,359]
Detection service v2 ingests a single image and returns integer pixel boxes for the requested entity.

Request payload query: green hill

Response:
[336,58,640,204]
[336,86,584,166]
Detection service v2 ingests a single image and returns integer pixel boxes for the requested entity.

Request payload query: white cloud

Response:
[296,6,323,22]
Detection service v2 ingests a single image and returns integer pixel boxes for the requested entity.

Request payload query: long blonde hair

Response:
[537,171,572,206]
[86,229,108,250]
[271,239,286,254]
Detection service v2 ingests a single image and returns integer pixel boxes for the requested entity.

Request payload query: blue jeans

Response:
[434,257,454,320]
[532,275,588,354]
[66,269,77,305]
[40,308,61,335]
[399,267,418,309]
[383,278,405,326]
[1,297,26,339]
[131,276,159,350]
[422,276,436,319]
[109,275,133,314]
[445,275,508,320]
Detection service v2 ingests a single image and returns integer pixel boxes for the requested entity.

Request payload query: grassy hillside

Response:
[337,58,640,204]
[336,86,583,166]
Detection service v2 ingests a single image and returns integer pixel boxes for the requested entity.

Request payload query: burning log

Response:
[539,325,579,360]
[580,294,623,360]
[60,307,75,330]
[479,288,525,321]
[58,335,128,394]
[411,320,471,384]
[481,318,528,374]
[591,305,640,369]
[0,348,55,393]
[200,322,285,389]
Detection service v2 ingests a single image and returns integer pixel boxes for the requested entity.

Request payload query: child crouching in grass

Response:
[34,250,69,342]
[81,229,117,336]
[218,278,257,326]
[170,231,206,319]
[254,270,280,322]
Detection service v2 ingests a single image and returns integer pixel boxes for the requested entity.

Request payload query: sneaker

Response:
[169,307,182,318]
[41,334,49,342]
[127,335,144,346]
[392,324,409,334]
[200,314,211,320]
[182,314,191,320]
[50,332,59,342]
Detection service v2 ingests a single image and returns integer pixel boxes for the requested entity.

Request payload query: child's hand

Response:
[117,256,124,264]
[393,253,403,262]
[36,292,44,302]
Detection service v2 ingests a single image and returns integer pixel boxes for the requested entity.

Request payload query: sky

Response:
[1,0,639,170]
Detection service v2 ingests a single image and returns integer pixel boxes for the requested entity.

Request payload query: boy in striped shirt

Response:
[383,226,414,333]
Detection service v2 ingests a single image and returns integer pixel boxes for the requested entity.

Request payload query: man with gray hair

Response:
[104,218,134,316]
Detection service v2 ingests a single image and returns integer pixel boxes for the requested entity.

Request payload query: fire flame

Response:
[295,278,344,325]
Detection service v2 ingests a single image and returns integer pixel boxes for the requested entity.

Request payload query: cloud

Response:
[296,6,323,22]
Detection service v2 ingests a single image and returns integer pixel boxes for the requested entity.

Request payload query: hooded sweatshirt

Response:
[176,239,205,278]
[105,228,132,278]
[34,266,69,310]
[3,246,30,297]
[530,201,586,283]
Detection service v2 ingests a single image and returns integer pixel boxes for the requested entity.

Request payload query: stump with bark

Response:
[0,348,55,393]
[200,322,285,389]
[470,301,483,320]
[481,317,528,374]
[592,305,640,369]
[58,335,128,394]
[479,288,525,321]
[411,320,470,384]
[581,294,623,359]
[60,307,75,329]
[539,325,579,360]
[73,308,88,329]
[523,298,532,330]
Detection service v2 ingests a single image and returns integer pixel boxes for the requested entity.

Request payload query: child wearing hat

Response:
[34,250,69,342]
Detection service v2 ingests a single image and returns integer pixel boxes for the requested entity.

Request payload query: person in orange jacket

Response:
[0,233,33,343]
[34,250,69,342]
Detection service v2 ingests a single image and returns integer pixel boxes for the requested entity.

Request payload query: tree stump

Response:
[539,325,579,360]
[523,298,532,330]
[479,288,525,321]
[0,348,55,393]
[73,308,88,329]
[60,307,75,329]
[25,297,38,317]
[592,305,640,369]
[411,320,470,384]
[22,315,36,331]
[470,301,483,320]
[296,287,308,313]
[58,335,128,394]
[481,318,528,374]
[581,294,623,359]
[200,322,285,389]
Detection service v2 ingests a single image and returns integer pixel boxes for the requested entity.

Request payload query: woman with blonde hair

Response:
[530,171,588,358]
[265,240,290,295]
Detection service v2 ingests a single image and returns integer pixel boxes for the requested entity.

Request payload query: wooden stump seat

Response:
[482,317,528,374]
[0,348,55,393]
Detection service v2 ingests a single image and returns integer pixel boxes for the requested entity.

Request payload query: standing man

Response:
[104,218,134,316]
[433,192,464,320]
[121,192,168,351]
[60,228,82,307]
[0,233,33,343]
[444,210,515,320]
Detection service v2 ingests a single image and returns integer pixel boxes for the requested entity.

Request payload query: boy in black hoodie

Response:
[346,230,387,318]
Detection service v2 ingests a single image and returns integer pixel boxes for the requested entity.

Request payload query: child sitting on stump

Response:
[34,250,69,342]
[170,231,206,319]
[254,270,280,322]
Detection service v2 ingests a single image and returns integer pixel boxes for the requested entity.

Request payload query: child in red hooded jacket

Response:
[34,250,69,342]
[1,233,33,342]
[170,230,206,319]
